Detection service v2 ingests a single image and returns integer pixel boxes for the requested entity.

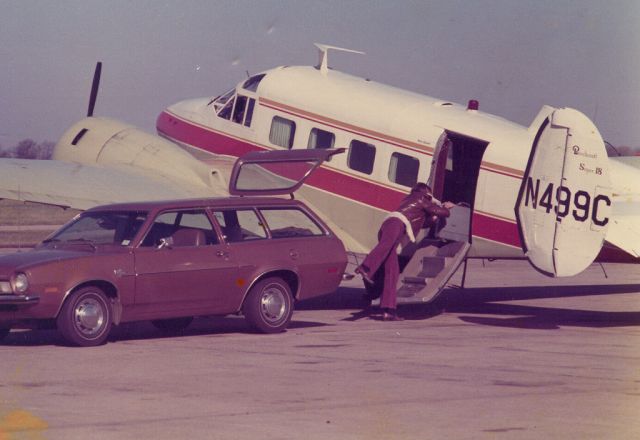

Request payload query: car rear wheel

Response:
[0,327,9,342]
[243,277,293,333]
[57,286,112,347]
[151,317,194,332]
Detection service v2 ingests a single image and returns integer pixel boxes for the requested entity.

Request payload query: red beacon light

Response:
[467,99,479,111]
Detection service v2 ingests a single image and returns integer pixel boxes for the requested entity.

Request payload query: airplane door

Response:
[515,108,612,277]
[427,132,450,201]
[427,131,488,243]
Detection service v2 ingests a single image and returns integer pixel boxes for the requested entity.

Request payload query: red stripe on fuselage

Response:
[157,110,525,249]
[471,212,521,248]
[157,110,406,211]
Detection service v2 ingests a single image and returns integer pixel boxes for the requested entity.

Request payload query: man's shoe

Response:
[355,266,374,284]
[382,311,404,321]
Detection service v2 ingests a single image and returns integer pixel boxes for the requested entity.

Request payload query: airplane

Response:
[1,44,639,304]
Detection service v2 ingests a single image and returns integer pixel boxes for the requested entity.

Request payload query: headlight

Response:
[12,273,29,294]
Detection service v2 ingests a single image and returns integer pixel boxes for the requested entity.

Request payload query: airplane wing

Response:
[0,117,235,211]
[606,156,640,257]
[0,158,230,210]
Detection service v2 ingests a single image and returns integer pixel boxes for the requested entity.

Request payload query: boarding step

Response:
[402,276,427,285]
[416,256,446,277]
[384,241,470,305]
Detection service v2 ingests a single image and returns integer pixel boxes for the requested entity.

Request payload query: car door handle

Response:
[216,250,229,258]
[289,250,299,260]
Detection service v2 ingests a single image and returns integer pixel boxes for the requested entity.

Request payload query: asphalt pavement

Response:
[1,259,639,439]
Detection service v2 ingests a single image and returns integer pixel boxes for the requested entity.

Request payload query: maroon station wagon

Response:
[0,149,347,346]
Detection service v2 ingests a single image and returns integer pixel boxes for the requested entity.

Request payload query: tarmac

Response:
[1,259,639,439]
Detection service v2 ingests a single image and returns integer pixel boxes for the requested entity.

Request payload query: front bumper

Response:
[0,294,40,306]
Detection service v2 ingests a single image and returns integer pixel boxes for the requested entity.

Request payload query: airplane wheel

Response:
[57,286,112,347]
[243,277,293,333]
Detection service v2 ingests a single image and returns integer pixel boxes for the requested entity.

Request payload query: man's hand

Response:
[443,201,456,209]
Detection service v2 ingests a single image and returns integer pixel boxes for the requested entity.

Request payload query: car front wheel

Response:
[57,286,112,347]
[243,277,293,333]
[0,327,9,342]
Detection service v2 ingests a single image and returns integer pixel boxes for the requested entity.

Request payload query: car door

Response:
[133,209,239,316]
[256,206,346,299]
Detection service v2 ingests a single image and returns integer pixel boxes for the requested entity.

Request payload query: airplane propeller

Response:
[87,61,102,117]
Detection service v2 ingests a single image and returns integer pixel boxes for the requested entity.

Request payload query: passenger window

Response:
[269,116,296,149]
[244,98,256,127]
[388,152,420,187]
[232,95,248,124]
[260,208,325,238]
[307,128,335,149]
[141,210,218,247]
[213,209,267,242]
[348,140,376,174]
[217,96,234,120]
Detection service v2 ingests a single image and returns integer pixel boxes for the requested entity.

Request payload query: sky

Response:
[1,0,639,150]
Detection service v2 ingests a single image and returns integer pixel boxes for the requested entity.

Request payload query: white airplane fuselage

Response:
[155,64,631,262]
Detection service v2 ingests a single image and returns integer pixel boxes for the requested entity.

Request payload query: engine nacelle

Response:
[53,117,227,192]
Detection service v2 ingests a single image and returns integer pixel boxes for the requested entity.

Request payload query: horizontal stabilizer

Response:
[606,202,640,257]
[605,156,640,258]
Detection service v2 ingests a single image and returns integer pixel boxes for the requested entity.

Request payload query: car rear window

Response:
[259,208,325,238]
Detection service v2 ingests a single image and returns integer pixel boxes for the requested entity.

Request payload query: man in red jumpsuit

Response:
[356,183,453,321]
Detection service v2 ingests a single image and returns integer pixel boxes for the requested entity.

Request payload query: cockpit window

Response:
[218,96,235,120]
[212,88,235,113]
[242,74,265,92]
[233,95,248,124]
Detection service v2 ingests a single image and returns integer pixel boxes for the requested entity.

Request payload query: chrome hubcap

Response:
[260,285,287,324]
[73,296,105,337]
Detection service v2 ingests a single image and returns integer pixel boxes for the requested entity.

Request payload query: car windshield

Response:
[47,211,147,246]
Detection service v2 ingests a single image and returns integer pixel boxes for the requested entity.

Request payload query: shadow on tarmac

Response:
[304,283,640,329]
[1,317,330,347]
[410,283,640,330]
[3,283,640,346]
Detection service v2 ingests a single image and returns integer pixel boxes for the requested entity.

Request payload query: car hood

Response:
[0,248,92,275]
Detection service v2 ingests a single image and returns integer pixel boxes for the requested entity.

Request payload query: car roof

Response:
[86,196,306,213]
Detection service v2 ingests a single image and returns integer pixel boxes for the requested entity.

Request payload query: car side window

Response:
[212,209,267,242]
[259,208,325,238]
[140,210,218,247]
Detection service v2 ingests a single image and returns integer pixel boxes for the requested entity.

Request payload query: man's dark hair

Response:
[411,183,432,195]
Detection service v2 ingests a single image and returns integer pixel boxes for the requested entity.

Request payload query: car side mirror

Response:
[157,237,174,250]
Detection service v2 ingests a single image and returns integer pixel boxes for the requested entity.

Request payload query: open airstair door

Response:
[372,240,470,306]
[515,108,612,277]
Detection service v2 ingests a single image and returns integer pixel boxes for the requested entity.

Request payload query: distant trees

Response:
[0,139,54,159]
